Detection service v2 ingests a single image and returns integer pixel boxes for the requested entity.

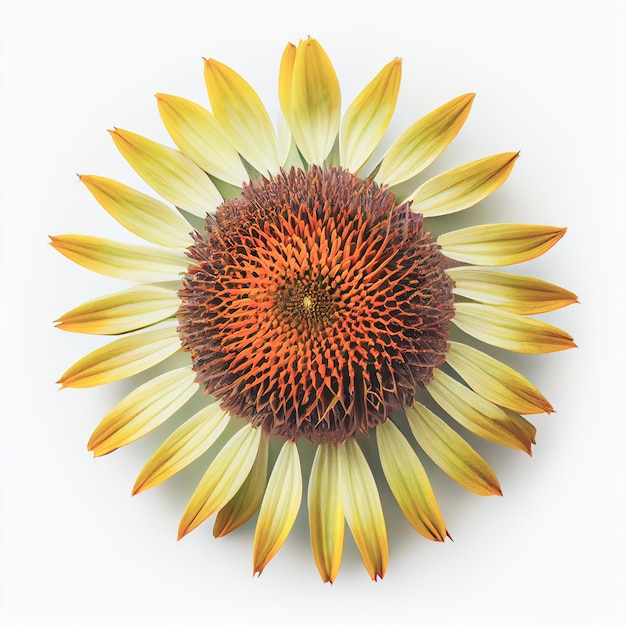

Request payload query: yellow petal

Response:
[253,441,302,575]
[408,152,519,217]
[340,59,402,172]
[287,37,341,165]
[446,341,553,414]
[407,402,501,496]
[447,267,578,314]
[50,235,189,282]
[453,302,576,353]
[278,42,296,122]
[213,433,269,537]
[110,128,222,217]
[178,424,261,539]
[204,58,280,175]
[88,367,197,456]
[79,175,192,248]
[54,285,180,335]
[376,93,475,186]
[156,93,249,186]
[377,420,446,541]
[133,402,230,494]
[308,443,344,583]
[338,438,388,581]
[428,369,536,454]
[439,224,566,266]
[58,324,180,389]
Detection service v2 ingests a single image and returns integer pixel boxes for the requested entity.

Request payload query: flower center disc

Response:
[177,167,455,444]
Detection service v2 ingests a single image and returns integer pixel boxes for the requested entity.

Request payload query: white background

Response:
[1,1,624,624]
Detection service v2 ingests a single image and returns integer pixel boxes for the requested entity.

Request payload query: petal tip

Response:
[212,525,227,539]
[252,562,267,577]
[131,480,145,496]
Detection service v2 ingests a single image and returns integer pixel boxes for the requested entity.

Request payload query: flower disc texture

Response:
[52,37,577,582]
[178,167,455,444]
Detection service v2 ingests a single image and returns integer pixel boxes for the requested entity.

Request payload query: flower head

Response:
[52,38,577,582]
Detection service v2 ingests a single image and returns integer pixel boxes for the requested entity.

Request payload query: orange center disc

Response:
[177,167,455,444]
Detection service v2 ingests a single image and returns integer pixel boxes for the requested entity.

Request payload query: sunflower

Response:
[52,37,577,582]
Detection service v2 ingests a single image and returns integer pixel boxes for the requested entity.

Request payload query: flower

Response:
[52,37,577,582]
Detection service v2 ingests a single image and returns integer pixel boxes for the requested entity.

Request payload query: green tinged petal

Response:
[447,267,578,314]
[178,424,261,539]
[283,37,341,165]
[340,59,402,172]
[376,93,474,186]
[338,438,388,581]
[204,58,280,175]
[133,402,230,494]
[453,302,576,353]
[445,341,553,414]
[50,235,188,282]
[408,152,519,217]
[109,128,222,217]
[88,367,197,456]
[253,441,302,575]
[407,403,501,496]
[213,433,269,537]
[439,224,566,266]
[308,443,344,583]
[57,324,180,389]
[377,420,446,541]
[79,175,192,248]
[54,285,179,335]
[156,93,249,186]
[428,369,536,454]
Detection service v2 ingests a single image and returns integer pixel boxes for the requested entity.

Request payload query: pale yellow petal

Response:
[58,324,180,389]
[308,443,344,583]
[50,235,188,282]
[338,438,388,581]
[253,441,302,575]
[133,402,230,494]
[287,37,341,165]
[340,59,402,172]
[447,267,578,314]
[156,93,248,186]
[408,152,519,217]
[110,128,222,217]
[428,369,536,454]
[377,420,446,541]
[446,341,553,414]
[54,285,180,335]
[204,58,280,174]
[178,424,261,539]
[376,93,474,186]
[439,224,566,266]
[276,114,292,167]
[407,402,501,496]
[213,433,269,537]
[453,302,576,353]
[88,367,197,456]
[79,175,192,248]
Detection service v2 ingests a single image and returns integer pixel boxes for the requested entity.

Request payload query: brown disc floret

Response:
[177,167,455,444]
